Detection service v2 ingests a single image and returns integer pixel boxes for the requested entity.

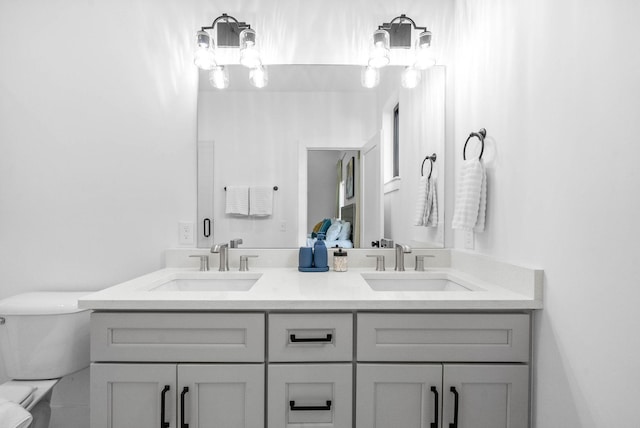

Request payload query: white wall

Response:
[448,1,640,426]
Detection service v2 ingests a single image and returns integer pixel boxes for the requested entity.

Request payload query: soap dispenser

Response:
[313,240,328,269]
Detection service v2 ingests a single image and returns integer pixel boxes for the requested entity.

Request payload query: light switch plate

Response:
[178,221,194,245]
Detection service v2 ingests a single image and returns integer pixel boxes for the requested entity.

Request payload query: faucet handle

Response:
[414,255,435,271]
[239,255,258,272]
[366,254,386,271]
[189,254,210,271]
[230,238,243,248]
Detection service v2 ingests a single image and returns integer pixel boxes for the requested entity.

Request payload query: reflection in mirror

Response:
[197,65,444,248]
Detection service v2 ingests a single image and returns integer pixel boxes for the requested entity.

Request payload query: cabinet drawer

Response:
[268,313,353,362]
[357,313,530,363]
[268,364,352,428]
[91,312,264,362]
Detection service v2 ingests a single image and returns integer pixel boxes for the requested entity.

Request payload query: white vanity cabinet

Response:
[88,311,532,428]
[355,313,531,428]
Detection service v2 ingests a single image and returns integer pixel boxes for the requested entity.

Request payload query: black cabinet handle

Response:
[449,386,459,428]
[430,386,439,428]
[289,333,333,343]
[180,386,189,428]
[289,400,332,411]
[160,385,170,428]
[203,218,211,238]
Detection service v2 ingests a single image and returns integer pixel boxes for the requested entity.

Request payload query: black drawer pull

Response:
[289,400,332,411]
[160,385,170,428]
[289,333,333,343]
[449,386,459,428]
[203,218,211,238]
[180,386,189,428]
[430,386,439,428]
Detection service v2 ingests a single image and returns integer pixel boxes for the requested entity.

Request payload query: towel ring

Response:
[224,186,279,191]
[420,153,437,179]
[463,128,487,160]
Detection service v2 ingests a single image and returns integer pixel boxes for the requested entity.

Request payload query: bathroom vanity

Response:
[80,249,542,428]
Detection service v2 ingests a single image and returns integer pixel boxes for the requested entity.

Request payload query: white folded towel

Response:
[452,159,487,231]
[0,398,33,428]
[249,186,273,216]
[225,186,249,216]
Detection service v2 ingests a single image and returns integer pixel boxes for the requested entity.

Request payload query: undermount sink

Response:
[150,273,262,292]
[361,272,478,292]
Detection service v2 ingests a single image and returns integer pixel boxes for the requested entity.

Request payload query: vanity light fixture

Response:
[363,14,436,88]
[194,13,267,89]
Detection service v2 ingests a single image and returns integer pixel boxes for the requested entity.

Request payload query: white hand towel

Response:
[249,186,273,216]
[0,398,33,428]
[425,177,438,227]
[225,186,249,216]
[413,176,429,226]
[452,159,487,231]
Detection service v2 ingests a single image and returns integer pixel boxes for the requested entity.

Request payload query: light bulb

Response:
[361,66,380,88]
[249,65,268,88]
[194,47,216,70]
[209,66,229,89]
[368,29,390,69]
[239,28,262,68]
[401,66,421,89]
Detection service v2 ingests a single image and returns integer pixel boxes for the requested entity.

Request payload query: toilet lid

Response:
[0,384,35,406]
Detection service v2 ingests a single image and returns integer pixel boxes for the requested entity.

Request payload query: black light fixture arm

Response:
[201,13,251,32]
[379,14,428,32]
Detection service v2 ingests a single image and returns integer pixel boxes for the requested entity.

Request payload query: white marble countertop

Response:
[79,253,543,311]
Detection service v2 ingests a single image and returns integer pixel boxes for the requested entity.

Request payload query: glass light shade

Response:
[209,66,229,89]
[368,29,390,68]
[239,28,262,68]
[414,31,436,70]
[194,46,216,70]
[196,30,211,49]
[401,66,421,89]
[249,65,268,88]
[361,66,380,88]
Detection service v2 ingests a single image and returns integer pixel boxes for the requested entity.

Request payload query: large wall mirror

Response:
[197,64,445,248]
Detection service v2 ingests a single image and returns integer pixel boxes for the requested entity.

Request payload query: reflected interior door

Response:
[361,131,383,248]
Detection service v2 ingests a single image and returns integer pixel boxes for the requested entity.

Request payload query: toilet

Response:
[0,292,91,428]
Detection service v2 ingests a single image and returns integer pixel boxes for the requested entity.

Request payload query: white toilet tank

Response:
[0,292,91,380]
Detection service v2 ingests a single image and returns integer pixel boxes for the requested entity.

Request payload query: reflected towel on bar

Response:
[414,176,438,227]
[0,398,33,428]
[225,186,249,216]
[452,159,486,231]
[413,176,428,226]
[249,186,273,216]
[424,177,438,227]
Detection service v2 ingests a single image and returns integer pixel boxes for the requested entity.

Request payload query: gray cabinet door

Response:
[178,364,264,428]
[91,363,176,428]
[356,364,443,428]
[442,364,529,428]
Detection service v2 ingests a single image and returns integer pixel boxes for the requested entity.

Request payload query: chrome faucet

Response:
[230,238,243,248]
[211,243,229,271]
[394,244,412,271]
